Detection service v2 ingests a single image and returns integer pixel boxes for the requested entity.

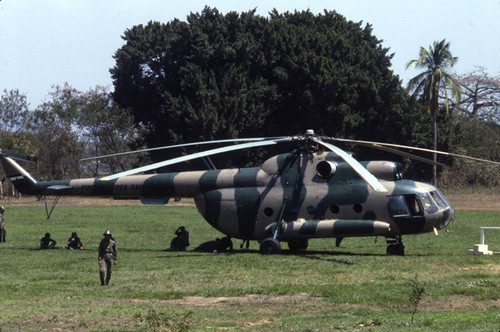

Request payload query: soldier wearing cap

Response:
[0,206,5,243]
[98,230,117,285]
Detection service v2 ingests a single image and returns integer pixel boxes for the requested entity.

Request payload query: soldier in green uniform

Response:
[98,230,117,285]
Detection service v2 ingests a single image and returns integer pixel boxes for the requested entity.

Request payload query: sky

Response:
[1,0,499,108]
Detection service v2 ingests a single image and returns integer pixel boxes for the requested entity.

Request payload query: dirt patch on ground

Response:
[445,193,500,211]
[130,293,500,313]
[132,293,319,307]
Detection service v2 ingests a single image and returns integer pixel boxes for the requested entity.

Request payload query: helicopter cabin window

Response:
[389,195,423,217]
[330,204,340,214]
[353,203,363,214]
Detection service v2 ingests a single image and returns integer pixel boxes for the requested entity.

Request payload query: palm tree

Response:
[406,39,461,184]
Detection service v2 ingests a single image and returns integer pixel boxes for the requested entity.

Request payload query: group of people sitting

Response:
[166,226,234,253]
[39,232,84,250]
[40,226,237,253]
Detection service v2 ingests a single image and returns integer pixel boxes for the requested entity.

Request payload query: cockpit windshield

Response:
[389,188,451,218]
[417,192,438,214]
[430,190,448,208]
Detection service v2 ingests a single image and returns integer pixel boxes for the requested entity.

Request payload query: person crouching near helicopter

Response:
[169,226,190,251]
[98,230,117,285]
[66,232,84,250]
[40,232,56,249]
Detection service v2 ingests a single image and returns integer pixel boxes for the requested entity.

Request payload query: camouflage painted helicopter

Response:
[1,130,498,255]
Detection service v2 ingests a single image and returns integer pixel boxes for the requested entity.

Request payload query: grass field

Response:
[0,198,499,331]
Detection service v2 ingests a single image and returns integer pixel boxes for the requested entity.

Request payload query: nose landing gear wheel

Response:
[259,238,281,255]
[386,243,405,256]
[386,236,405,256]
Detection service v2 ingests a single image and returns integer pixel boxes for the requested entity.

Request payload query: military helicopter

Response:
[1,130,498,255]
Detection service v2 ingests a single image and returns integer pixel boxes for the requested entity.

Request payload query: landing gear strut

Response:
[386,235,405,256]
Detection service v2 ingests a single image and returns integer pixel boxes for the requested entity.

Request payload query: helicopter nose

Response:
[436,207,455,230]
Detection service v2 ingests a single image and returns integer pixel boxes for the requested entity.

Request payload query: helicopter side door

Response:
[388,195,426,234]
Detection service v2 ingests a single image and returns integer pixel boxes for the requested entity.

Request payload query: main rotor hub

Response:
[291,130,319,153]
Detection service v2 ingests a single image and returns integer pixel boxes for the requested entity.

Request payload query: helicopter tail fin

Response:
[0,149,38,194]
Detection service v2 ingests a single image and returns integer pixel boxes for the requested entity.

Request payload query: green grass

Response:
[1,202,500,331]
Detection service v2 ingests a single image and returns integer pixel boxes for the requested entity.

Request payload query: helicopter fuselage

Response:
[6,150,455,243]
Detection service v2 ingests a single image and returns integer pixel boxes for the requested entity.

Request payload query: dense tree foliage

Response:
[111,7,436,170]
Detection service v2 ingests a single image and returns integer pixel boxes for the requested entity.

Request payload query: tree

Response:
[406,39,461,184]
[436,69,500,187]
[29,84,140,179]
[77,87,141,177]
[111,9,275,152]
[452,68,500,122]
[112,7,425,170]
[0,89,37,196]
[30,84,86,179]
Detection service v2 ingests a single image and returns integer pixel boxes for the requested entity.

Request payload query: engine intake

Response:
[316,161,337,178]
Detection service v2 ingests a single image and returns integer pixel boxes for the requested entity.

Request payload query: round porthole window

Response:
[353,203,363,214]
[330,204,340,214]
[264,207,274,217]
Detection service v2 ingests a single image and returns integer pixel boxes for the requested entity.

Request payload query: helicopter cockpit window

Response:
[418,193,438,214]
[389,195,424,217]
[430,190,447,209]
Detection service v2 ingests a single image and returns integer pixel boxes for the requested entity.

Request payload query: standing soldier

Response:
[0,206,5,242]
[98,230,117,285]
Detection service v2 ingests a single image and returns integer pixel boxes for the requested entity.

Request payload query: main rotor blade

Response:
[100,138,291,181]
[313,138,388,193]
[355,143,446,167]
[81,136,286,161]
[329,138,500,166]
[0,149,37,164]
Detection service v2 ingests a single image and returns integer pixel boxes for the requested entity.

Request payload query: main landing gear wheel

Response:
[287,239,308,251]
[259,238,282,255]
